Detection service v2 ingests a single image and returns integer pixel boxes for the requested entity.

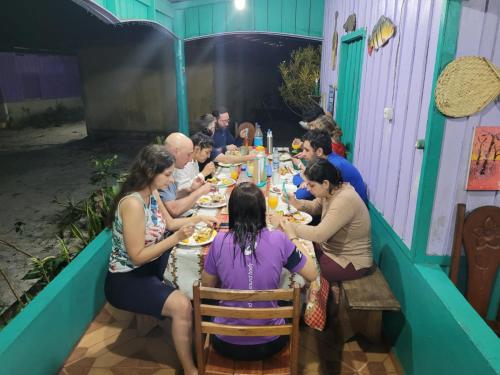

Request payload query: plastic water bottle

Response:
[254,123,263,147]
[272,147,279,172]
[266,129,273,155]
[272,147,280,186]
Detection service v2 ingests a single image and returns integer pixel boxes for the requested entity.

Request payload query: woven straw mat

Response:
[435,56,500,118]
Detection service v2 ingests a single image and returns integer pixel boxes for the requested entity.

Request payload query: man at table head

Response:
[160,132,213,217]
[292,129,368,204]
[212,106,242,154]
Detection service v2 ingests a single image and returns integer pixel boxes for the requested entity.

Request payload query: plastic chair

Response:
[449,204,500,334]
[193,281,301,375]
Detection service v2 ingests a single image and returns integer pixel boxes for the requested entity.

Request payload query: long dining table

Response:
[163,156,325,329]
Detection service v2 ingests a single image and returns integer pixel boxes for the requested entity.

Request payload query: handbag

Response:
[304,274,330,331]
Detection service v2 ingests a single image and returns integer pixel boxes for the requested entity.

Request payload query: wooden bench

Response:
[334,266,401,343]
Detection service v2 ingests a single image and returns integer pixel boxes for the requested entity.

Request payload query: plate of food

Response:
[206,176,236,186]
[225,149,241,156]
[275,211,313,225]
[217,162,243,167]
[198,193,227,208]
[180,226,217,246]
[279,153,292,162]
[269,185,282,194]
[279,165,294,176]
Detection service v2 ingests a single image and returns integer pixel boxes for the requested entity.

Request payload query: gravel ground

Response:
[0,122,144,314]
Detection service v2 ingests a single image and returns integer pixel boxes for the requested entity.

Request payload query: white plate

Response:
[280,153,292,162]
[179,228,217,246]
[218,162,243,167]
[275,211,313,225]
[207,177,236,186]
[197,194,227,208]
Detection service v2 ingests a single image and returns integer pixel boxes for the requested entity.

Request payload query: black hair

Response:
[212,106,228,119]
[106,145,175,227]
[225,182,266,263]
[302,105,325,122]
[304,158,343,192]
[302,129,333,156]
[191,131,214,150]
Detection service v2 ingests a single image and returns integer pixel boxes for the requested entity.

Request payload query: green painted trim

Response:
[411,0,462,262]
[0,230,112,375]
[175,38,189,134]
[370,206,500,375]
[340,28,365,42]
[105,0,117,13]
[336,28,366,162]
[368,203,412,262]
[172,0,323,40]
[415,264,500,373]
[171,0,227,10]
[173,8,185,38]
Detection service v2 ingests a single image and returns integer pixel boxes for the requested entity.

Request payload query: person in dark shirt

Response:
[211,107,242,157]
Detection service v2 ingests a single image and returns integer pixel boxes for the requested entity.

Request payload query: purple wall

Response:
[0,53,81,102]
[320,0,443,247]
[428,1,500,256]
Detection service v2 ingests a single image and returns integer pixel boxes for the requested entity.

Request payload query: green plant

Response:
[278,45,321,116]
[0,155,124,330]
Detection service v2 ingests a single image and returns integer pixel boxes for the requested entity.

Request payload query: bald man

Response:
[160,132,213,217]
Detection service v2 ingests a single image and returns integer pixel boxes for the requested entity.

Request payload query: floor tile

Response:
[64,306,406,374]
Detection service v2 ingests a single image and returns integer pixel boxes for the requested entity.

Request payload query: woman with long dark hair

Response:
[105,144,217,375]
[202,182,317,361]
[271,158,372,283]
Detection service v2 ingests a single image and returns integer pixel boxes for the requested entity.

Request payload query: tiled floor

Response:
[60,304,403,375]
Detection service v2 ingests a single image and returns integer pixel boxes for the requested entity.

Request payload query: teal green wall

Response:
[370,205,500,375]
[0,231,112,375]
[173,0,324,39]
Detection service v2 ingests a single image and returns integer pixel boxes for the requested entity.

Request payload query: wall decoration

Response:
[343,13,356,33]
[367,16,396,56]
[331,11,339,70]
[327,84,335,114]
[435,56,500,118]
[466,126,500,191]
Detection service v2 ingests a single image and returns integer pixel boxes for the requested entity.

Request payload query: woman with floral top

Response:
[105,144,217,375]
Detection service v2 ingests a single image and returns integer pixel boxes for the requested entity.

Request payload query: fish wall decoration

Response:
[343,13,356,33]
[367,16,396,56]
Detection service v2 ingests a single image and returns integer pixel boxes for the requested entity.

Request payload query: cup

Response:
[230,165,239,181]
[268,191,278,211]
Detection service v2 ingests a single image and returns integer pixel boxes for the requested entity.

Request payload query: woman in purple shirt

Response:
[202,183,317,360]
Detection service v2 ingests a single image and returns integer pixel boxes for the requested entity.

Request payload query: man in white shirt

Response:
[174,132,216,191]
[160,132,213,217]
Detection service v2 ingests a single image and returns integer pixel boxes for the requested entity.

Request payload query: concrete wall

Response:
[79,28,178,138]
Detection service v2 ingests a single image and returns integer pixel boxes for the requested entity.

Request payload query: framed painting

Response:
[466,126,500,191]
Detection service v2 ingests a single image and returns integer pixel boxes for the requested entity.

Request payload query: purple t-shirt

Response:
[204,228,306,345]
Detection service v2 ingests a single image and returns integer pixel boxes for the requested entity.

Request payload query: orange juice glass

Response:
[230,166,239,180]
[268,193,278,210]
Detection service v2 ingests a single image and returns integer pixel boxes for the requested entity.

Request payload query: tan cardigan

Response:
[292,184,372,270]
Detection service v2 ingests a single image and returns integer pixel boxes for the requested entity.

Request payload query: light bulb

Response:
[234,0,246,11]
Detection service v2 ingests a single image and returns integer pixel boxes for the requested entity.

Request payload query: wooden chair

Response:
[238,122,255,146]
[193,281,301,375]
[449,204,500,334]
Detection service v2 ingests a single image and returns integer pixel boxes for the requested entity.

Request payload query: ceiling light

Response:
[234,0,246,11]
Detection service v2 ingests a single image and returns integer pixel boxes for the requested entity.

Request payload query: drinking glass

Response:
[268,192,278,211]
[230,165,239,181]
